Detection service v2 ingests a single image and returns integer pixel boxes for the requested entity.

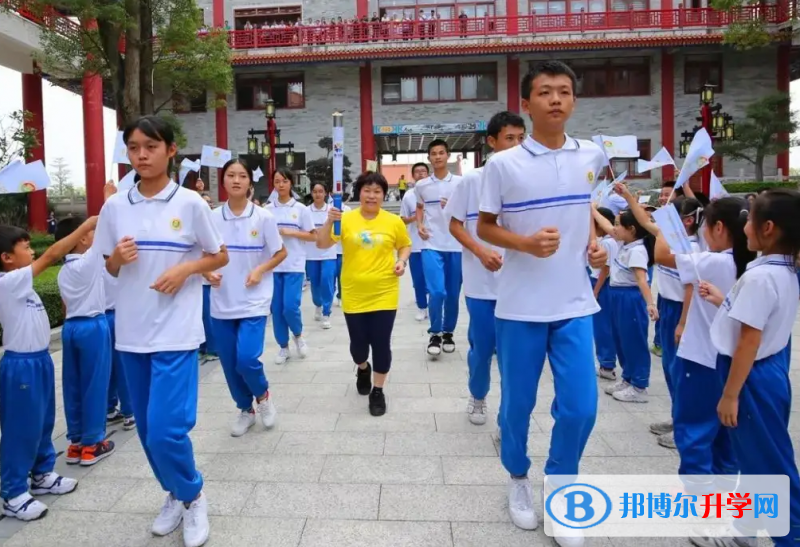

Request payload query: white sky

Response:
[0,64,799,186]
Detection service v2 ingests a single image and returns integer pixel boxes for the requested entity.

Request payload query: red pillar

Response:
[359,63,375,173]
[213,0,228,201]
[506,0,519,34]
[660,51,675,181]
[777,43,790,178]
[700,102,712,195]
[507,56,520,114]
[82,21,106,217]
[357,0,368,19]
[22,69,47,232]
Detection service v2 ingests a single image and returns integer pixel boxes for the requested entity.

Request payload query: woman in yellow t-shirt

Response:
[316,172,412,416]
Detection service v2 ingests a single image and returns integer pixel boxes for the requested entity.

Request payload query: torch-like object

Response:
[332,111,344,236]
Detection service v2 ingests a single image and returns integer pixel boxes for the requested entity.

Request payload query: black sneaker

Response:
[442,333,456,353]
[356,363,372,396]
[106,409,123,424]
[369,388,386,416]
[427,334,442,356]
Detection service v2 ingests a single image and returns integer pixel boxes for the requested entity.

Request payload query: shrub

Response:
[0,266,63,347]
[29,232,54,257]
[723,181,797,194]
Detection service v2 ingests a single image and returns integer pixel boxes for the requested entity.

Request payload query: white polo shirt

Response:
[401,188,424,253]
[94,182,224,353]
[104,270,118,311]
[590,235,619,279]
[306,202,338,261]
[336,204,352,256]
[0,266,50,353]
[479,135,605,322]
[210,201,284,320]
[444,167,503,300]
[657,235,701,302]
[675,249,736,368]
[266,198,314,273]
[711,254,799,360]
[610,240,649,287]
[415,171,463,253]
[58,247,107,320]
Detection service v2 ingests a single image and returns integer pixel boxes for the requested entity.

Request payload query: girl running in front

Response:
[306,182,338,329]
[266,168,315,364]
[593,195,658,403]
[208,159,287,438]
[694,189,800,547]
[655,197,753,496]
[94,116,228,547]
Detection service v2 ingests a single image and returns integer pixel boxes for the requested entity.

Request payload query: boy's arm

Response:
[32,216,98,278]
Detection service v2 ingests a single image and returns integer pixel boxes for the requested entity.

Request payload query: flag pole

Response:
[332,111,344,236]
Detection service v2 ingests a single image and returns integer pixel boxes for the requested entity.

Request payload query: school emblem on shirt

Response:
[587,171,594,184]
[291,213,298,220]
[250,229,259,238]
[170,218,182,231]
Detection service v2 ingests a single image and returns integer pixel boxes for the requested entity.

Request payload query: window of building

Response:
[605,139,651,179]
[684,54,723,94]
[529,0,647,13]
[377,0,496,20]
[174,90,207,113]
[381,63,497,104]
[233,6,302,29]
[530,57,650,97]
[235,73,305,110]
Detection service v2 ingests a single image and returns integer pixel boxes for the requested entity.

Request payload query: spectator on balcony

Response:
[371,12,380,41]
[418,9,428,38]
[381,13,390,40]
[459,10,468,37]
[428,10,437,37]
[224,20,230,30]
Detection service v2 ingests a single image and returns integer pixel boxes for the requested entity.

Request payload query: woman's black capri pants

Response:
[343,310,397,374]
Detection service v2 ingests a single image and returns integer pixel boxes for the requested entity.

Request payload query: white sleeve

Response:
[727,275,778,331]
[479,160,502,215]
[400,195,411,217]
[94,201,117,257]
[0,265,34,301]
[444,177,469,222]
[628,246,649,270]
[300,206,315,232]
[675,251,714,285]
[602,239,619,267]
[262,212,284,258]
[192,199,223,254]
[415,183,426,206]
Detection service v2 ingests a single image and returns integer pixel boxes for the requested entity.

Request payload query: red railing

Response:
[1,0,80,38]
[221,4,790,49]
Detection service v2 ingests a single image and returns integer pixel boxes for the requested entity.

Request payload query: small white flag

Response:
[591,180,609,203]
[652,204,694,255]
[675,129,714,191]
[0,160,51,194]
[709,172,728,200]
[638,195,650,204]
[610,170,629,187]
[178,158,201,185]
[118,169,138,192]
[637,147,675,174]
[253,167,264,180]
[592,135,640,160]
[113,131,131,165]
[200,145,232,168]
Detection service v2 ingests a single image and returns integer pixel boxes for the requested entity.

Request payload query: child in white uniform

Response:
[306,182,338,329]
[590,206,619,379]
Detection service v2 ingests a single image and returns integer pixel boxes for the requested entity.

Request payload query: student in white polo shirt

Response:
[400,162,430,321]
[415,139,463,356]
[208,159,287,438]
[306,182,338,329]
[95,116,229,547]
[697,189,800,547]
[477,61,608,545]
[0,221,94,520]
[266,168,315,364]
[446,110,525,426]
[55,217,115,467]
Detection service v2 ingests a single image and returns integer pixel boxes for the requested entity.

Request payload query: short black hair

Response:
[596,206,615,225]
[427,139,449,155]
[123,116,177,176]
[0,225,30,270]
[521,61,577,101]
[54,217,86,243]
[354,171,388,199]
[221,158,254,185]
[411,162,429,175]
[662,180,676,188]
[487,111,526,139]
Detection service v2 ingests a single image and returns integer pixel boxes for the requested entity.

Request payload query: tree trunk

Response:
[139,0,154,115]
[755,153,764,182]
[96,20,125,126]
[122,0,141,124]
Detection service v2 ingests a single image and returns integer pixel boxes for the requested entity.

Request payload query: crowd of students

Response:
[1,60,800,547]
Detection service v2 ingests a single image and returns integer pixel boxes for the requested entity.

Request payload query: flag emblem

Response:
[171,218,182,230]
[603,141,612,148]
[697,156,709,168]
[19,181,36,192]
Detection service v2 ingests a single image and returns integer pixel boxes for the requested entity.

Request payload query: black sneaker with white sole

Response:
[427,334,442,356]
[356,363,372,395]
[369,388,386,416]
[442,333,456,353]
[106,409,124,424]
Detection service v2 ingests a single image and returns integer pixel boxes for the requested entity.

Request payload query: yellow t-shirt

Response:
[398,178,407,190]
[333,208,412,314]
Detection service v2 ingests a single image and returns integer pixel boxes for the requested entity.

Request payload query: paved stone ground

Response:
[0,274,797,546]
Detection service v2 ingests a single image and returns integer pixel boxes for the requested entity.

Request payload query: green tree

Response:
[714,93,798,181]
[48,157,75,197]
[305,137,353,195]
[28,0,232,139]
[0,111,39,227]
[709,0,784,49]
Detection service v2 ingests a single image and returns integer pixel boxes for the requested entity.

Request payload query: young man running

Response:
[477,61,608,547]
[400,162,431,322]
[445,111,525,426]
[415,140,463,356]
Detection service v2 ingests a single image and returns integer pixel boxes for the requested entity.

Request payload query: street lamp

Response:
[262,141,271,159]
[712,108,726,132]
[247,136,258,154]
[700,84,715,105]
[286,149,295,168]
[725,122,735,141]
[265,98,276,119]
[275,131,281,146]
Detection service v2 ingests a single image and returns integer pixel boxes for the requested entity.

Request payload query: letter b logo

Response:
[565,491,595,522]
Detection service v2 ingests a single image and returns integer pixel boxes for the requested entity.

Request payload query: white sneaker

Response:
[596,367,616,381]
[230,410,255,437]
[256,397,277,429]
[507,477,538,530]
[314,306,322,321]
[335,298,341,307]
[612,385,649,403]
[294,335,309,358]
[182,492,210,547]
[415,308,428,322]
[321,317,332,330]
[689,527,758,547]
[30,472,78,495]
[152,493,183,536]
[604,379,629,395]
[3,493,47,521]
[466,397,488,425]
[275,347,290,365]
[544,483,585,547]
